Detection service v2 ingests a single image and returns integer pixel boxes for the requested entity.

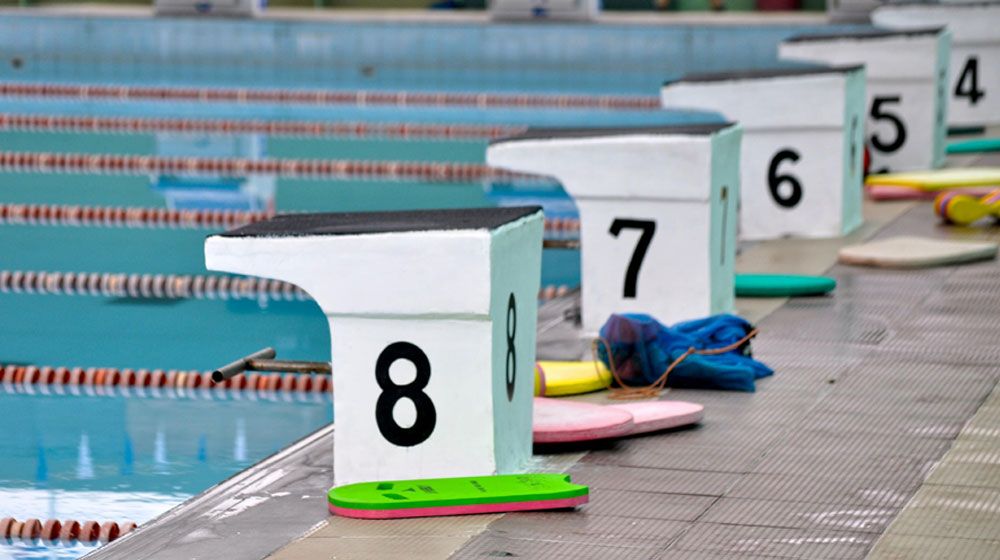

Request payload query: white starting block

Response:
[662,67,866,241]
[154,0,263,17]
[780,28,951,173]
[873,2,1000,128]
[488,124,741,336]
[489,0,600,20]
[205,207,544,485]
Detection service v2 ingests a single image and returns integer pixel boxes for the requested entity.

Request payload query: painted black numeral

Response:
[505,293,516,401]
[767,149,802,208]
[870,95,907,154]
[375,342,436,447]
[609,219,655,299]
[954,56,985,106]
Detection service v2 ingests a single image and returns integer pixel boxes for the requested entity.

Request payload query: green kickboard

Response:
[329,474,588,511]
[948,138,1000,155]
[735,273,836,297]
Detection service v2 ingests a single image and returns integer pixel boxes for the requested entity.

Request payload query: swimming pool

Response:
[0,10,871,559]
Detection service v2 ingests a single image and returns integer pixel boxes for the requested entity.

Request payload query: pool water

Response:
[0,390,331,559]
[0,11,872,560]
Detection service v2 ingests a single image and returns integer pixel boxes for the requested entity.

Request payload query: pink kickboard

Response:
[608,401,704,435]
[533,397,634,444]
[328,495,589,520]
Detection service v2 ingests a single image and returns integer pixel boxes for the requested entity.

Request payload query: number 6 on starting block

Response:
[662,66,866,240]
[205,208,544,485]
[487,124,741,336]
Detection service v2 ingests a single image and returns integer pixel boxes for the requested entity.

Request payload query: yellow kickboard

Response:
[534,361,612,397]
[866,167,1000,191]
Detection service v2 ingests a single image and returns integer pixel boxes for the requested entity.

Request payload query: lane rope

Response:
[0,82,661,111]
[0,203,580,233]
[0,363,332,399]
[0,517,136,545]
[0,113,525,141]
[0,270,575,302]
[0,151,547,183]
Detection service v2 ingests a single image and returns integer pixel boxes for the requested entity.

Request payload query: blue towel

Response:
[597,313,773,392]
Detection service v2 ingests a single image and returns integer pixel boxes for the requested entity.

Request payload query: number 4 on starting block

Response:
[205,208,544,485]
[662,66,866,240]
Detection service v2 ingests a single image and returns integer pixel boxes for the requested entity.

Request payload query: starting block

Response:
[662,66,866,240]
[487,124,741,336]
[205,207,544,485]
[873,2,1000,128]
[780,28,952,173]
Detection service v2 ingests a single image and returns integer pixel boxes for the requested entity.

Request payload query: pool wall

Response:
[0,14,868,94]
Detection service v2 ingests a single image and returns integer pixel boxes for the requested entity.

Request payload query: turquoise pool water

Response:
[0,11,870,560]
[0,389,331,559]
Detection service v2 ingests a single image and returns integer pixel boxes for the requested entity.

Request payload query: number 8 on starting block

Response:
[205,208,544,485]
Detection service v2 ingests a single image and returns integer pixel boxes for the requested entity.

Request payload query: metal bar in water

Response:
[211,347,277,383]
[247,359,331,375]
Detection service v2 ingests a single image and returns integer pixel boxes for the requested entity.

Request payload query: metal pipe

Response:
[542,239,581,250]
[247,359,331,375]
[211,347,276,383]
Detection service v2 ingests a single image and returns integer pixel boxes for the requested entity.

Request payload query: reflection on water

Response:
[152,133,276,213]
[0,391,331,560]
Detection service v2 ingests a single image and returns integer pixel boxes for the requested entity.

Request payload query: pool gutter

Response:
[83,424,335,560]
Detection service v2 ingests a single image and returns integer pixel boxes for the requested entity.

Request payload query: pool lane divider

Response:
[0,203,581,234]
[0,82,661,111]
[0,517,136,545]
[0,270,574,301]
[0,362,333,399]
[0,113,525,141]
[0,151,548,183]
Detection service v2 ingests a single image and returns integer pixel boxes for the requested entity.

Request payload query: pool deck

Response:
[85,143,1000,560]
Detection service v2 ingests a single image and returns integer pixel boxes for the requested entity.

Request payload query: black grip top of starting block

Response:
[670,64,864,85]
[217,206,543,238]
[785,27,945,43]
[490,122,732,145]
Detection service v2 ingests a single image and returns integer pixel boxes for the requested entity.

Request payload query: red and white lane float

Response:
[0,362,332,400]
[0,151,544,183]
[0,203,580,234]
[0,82,660,111]
[0,517,137,545]
[0,269,573,302]
[0,113,525,141]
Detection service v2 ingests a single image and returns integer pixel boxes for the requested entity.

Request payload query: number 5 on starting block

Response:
[662,66,866,240]
[780,28,952,173]
[205,207,544,485]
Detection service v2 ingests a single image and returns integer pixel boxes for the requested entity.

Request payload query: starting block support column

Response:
[205,207,544,485]
[487,124,741,336]
[780,28,952,173]
[662,66,866,241]
[873,2,1000,128]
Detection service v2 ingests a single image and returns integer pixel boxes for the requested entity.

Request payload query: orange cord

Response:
[591,328,760,400]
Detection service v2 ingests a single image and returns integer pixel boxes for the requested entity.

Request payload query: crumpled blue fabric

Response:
[596,313,773,392]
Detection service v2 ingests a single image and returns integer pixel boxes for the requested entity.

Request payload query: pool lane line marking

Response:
[0,113,526,140]
[0,517,137,545]
[0,82,661,111]
[0,363,334,397]
[0,150,550,183]
[0,203,580,233]
[0,270,575,302]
